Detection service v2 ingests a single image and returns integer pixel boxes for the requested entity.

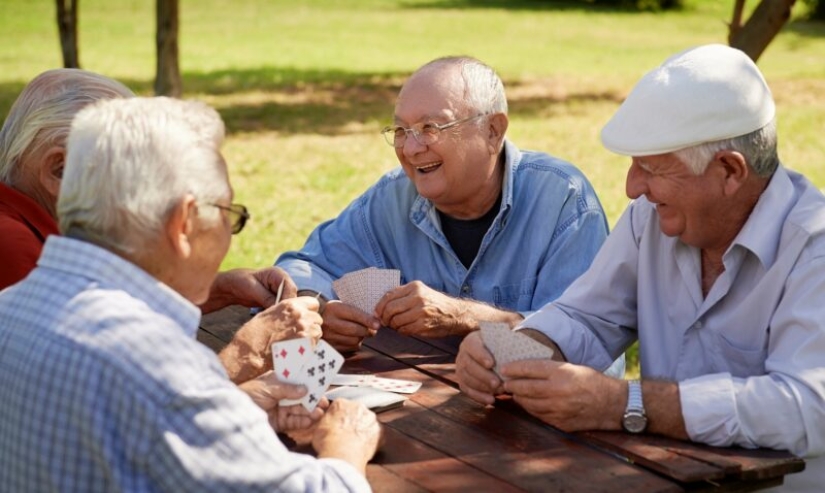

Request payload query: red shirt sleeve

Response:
[0,216,46,290]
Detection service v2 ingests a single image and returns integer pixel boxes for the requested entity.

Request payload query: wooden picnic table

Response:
[199,305,805,492]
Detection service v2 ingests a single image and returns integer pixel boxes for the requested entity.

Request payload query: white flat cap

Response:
[601,44,775,156]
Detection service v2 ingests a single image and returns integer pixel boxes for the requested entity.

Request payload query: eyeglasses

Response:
[208,203,250,235]
[381,114,486,148]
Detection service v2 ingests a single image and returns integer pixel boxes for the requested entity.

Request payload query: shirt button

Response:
[693,321,703,330]
[461,285,470,293]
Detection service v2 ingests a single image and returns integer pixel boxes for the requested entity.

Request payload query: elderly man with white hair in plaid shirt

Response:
[0,97,381,492]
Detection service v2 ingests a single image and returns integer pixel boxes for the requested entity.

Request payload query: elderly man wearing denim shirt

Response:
[277,56,623,376]
[456,44,825,492]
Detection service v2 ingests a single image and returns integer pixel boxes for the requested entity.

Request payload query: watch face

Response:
[623,412,647,434]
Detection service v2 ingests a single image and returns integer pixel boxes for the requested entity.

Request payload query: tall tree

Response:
[56,0,80,68]
[155,0,182,97]
[729,0,797,62]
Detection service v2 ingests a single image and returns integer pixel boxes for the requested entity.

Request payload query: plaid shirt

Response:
[0,236,369,493]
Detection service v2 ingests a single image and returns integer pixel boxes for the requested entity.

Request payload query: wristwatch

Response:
[622,379,648,434]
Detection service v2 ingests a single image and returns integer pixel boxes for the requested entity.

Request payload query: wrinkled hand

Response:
[502,359,623,432]
[456,331,503,405]
[239,371,327,432]
[320,300,380,353]
[375,281,469,337]
[220,296,322,383]
[312,399,382,474]
[201,267,298,314]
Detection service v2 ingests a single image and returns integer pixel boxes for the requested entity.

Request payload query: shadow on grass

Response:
[401,0,644,13]
[785,18,825,38]
[0,65,623,137]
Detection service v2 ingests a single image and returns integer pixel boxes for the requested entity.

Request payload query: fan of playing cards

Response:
[479,321,555,379]
[332,267,401,314]
[272,338,344,411]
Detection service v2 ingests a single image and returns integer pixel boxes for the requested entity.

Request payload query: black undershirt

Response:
[437,192,503,269]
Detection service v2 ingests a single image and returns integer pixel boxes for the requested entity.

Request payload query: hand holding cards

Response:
[272,338,344,411]
[479,321,555,379]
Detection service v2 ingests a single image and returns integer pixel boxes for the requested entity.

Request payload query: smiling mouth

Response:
[415,162,442,174]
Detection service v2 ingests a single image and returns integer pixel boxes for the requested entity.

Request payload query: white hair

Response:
[417,56,508,116]
[0,68,134,185]
[674,119,779,178]
[59,97,229,255]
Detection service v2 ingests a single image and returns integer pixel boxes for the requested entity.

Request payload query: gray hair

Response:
[59,97,229,255]
[0,68,134,185]
[674,119,779,178]
[417,56,508,117]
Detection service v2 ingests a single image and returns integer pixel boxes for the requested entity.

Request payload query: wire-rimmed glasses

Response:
[381,114,486,148]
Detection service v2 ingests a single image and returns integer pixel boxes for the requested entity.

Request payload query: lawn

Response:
[2,0,824,373]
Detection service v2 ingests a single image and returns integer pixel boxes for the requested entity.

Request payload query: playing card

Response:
[297,340,345,412]
[331,373,376,386]
[325,385,407,413]
[479,321,555,379]
[271,338,314,384]
[368,376,422,394]
[333,267,400,314]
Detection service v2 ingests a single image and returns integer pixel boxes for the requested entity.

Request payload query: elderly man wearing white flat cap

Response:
[456,44,825,492]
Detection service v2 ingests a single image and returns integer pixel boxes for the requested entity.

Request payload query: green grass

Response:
[2,0,825,376]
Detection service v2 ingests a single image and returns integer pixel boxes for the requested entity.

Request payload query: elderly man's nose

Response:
[625,160,648,199]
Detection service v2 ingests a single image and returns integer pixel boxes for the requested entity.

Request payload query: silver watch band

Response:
[627,379,644,411]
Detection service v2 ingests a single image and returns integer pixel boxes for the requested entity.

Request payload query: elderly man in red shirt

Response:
[0,69,133,288]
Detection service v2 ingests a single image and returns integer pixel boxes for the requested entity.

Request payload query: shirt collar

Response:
[0,182,60,241]
[728,165,795,269]
[411,138,517,221]
[37,235,201,337]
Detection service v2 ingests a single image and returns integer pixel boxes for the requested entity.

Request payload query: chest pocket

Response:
[493,276,537,312]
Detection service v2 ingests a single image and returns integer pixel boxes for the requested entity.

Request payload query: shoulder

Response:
[62,291,225,401]
[512,147,603,211]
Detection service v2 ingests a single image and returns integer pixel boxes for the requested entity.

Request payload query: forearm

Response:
[218,326,268,383]
[642,380,689,439]
[455,299,524,336]
[200,271,235,314]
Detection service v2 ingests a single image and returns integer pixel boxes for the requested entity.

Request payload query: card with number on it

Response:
[332,267,401,315]
[272,338,344,411]
[479,321,555,380]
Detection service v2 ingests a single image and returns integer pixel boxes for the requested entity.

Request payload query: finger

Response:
[322,332,364,352]
[459,379,497,405]
[289,295,321,313]
[500,359,561,380]
[374,285,409,318]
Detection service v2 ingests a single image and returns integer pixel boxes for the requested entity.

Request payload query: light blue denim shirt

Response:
[277,140,624,378]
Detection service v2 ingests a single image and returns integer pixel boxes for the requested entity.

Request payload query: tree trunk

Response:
[729,0,796,62]
[55,0,80,68]
[155,0,182,97]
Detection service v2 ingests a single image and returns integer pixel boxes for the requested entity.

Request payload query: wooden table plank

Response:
[579,431,805,484]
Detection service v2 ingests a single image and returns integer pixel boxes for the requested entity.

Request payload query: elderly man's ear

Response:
[713,150,750,196]
[39,146,65,198]
[165,194,199,259]
[485,113,508,154]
